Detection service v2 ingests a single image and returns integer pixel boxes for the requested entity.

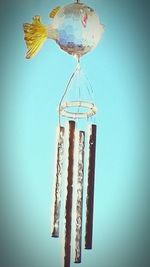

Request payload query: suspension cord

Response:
[58,62,80,126]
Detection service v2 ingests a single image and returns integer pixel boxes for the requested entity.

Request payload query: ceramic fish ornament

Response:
[23,2,104,59]
[23,3,105,267]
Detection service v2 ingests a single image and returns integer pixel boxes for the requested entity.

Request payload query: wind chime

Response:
[52,62,98,267]
[23,1,104,267]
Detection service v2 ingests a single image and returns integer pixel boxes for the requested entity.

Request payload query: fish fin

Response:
[23,16,48,59]
[49,6,61,18]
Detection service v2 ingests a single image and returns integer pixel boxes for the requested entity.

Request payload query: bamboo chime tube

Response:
[85,124,97,249]
[64,121,75,267]
[52,126,65,237]
[74,131,85,263]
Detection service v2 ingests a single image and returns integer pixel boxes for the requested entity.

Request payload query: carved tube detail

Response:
[52,126,65,238]
[64,121,75,267]
[85,124,97,249]
[74,130,85,263]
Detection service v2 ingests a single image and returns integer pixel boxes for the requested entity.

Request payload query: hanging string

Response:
[58,56,97,126]
[82,70,97,125]
[58,61,80,126]
[82,69,95,102]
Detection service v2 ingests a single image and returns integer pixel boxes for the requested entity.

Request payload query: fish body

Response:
[23,3,104,59]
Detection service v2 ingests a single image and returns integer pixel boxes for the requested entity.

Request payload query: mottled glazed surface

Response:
[52,3,104,57]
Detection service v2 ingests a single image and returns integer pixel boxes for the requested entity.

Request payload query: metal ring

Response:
[59,101,97,119]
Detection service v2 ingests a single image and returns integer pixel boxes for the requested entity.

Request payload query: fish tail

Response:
[23,16,48,59]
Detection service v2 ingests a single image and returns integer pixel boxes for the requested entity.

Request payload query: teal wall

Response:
[0,1,149,267]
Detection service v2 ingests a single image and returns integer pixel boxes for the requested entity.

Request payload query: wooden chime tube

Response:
[74,131,85,263]
[85,124,97,249]
[64,121,75,267]
[52,126,65,237]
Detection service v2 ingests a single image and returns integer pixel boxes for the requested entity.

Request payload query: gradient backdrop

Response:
[0,0,149,267]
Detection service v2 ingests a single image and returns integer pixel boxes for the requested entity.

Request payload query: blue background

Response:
[0,0,149,267]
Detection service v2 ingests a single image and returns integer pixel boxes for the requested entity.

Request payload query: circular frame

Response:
[59,101,97,119]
